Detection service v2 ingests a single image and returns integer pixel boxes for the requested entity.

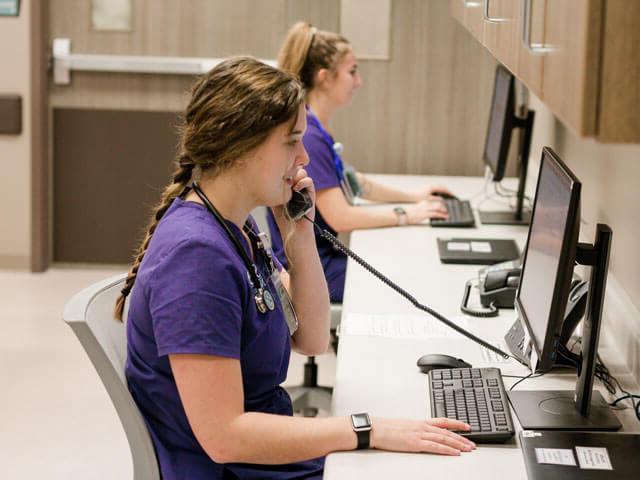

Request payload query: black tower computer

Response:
[506,147,621,431]
[479,65,535,226]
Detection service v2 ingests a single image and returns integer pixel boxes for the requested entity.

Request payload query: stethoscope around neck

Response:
[191,181,276,314]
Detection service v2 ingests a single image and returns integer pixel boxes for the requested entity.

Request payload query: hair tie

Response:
[178,153,194,168]
[309,26,317,49]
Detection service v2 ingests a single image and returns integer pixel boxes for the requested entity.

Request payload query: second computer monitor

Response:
[515,147,581,373]
[479,65,534,226]
[483,64,516,182]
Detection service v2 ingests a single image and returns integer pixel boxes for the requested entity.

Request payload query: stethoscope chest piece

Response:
[255,288,276,314]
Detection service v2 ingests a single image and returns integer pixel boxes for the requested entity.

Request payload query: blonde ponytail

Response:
[278,22,351,90]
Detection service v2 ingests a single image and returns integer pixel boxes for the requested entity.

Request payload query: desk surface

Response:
[324,175,639,479]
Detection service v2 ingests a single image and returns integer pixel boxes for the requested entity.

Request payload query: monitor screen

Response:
[515,147,581,371]
[483,65,515,182]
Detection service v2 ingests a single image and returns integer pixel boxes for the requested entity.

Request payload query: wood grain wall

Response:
[49,0,501,177]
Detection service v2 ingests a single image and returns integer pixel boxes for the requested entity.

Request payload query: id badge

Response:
[270,269,299,335]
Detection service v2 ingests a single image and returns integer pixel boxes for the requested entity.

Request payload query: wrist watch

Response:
[350,412,372,449]
[393,206,408,226]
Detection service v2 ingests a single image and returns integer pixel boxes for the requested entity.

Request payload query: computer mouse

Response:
[416,354,472,374]
[431,191,458,200]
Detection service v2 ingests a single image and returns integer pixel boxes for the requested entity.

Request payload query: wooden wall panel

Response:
[334,0,500,176]
[48,0,335,111]
[53,109,180,264]
[49,0,499,177]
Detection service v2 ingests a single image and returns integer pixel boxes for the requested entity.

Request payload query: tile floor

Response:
[0,267,336,479]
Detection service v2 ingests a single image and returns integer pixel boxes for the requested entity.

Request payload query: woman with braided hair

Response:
[116,57,474,480]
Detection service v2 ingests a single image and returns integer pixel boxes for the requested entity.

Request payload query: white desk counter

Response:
[324,175,639,479]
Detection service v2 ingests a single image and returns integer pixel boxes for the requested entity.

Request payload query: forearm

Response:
[216,413,355,464]
[286,228,331,354]
[358,174,418,203]
[326,204,399,232]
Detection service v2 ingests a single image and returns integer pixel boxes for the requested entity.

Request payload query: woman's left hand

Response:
[272,168,316,237]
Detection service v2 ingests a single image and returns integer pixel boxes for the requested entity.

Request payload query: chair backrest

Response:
[63,274,160,480]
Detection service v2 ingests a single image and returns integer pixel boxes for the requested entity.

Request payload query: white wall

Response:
[0,0,31,269]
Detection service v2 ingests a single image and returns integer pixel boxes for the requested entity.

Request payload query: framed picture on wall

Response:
[0,0,20,16]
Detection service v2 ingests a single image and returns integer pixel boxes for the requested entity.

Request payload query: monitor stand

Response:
[508,224,622,431]
[478,209,531,226]
[480,111,534,226]
[508,390,620,431]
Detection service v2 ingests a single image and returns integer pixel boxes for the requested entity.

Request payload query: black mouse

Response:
[416,354,472,374]
[431,191,458,200]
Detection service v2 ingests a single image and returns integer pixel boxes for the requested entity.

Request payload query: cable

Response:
[610,394,640,407]
[556,342,639,422]
[468,168,493,204]
[303,215,518,361]
[508,372,544,391]
[608,375,640,422]
[493,182,533,210]
[460,280,498,317]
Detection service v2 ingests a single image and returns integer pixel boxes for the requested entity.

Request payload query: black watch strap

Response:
[355,429,370,450]
[350,413,372,450]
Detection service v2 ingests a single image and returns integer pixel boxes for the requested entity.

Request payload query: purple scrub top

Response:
[126,197,324,479]
[267,111,347,303]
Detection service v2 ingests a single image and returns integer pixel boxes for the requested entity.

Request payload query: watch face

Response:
[393,207,406,215]
[352,413,371,430]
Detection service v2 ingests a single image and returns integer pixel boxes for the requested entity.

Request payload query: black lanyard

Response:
[192,182,275,314]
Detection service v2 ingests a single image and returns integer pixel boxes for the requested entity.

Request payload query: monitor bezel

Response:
[514,147,582,372]
[483,64,516,182]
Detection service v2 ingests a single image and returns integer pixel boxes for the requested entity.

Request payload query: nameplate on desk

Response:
[341,313,469,339]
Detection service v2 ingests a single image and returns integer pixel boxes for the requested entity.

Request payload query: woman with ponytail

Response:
[268,22,454,303]
[117,57,474,480]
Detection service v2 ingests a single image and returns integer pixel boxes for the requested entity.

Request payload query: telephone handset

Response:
[286,188,314,221]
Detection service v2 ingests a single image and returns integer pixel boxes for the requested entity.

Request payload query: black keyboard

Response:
[428,367,515,443]
[430,199,475,228]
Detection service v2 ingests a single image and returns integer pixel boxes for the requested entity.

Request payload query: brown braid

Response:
[113,57,305,321]
[114,159,194,320]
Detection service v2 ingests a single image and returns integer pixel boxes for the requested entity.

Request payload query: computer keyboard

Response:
[428,367,515,443]
[430,199,476,228]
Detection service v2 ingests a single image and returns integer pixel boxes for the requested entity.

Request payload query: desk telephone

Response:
[461,259,587,317]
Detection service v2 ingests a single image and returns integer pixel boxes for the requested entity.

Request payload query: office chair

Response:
[252,206,341,417]
[63,274,160,480]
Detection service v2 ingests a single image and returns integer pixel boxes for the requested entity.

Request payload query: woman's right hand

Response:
[405,199,449,224]
[370,417,476,456]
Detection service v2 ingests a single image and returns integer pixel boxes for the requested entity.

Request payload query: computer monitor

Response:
[507,147,621,431]
[479,65,535,226]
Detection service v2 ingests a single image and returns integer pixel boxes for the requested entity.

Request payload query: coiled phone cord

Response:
[303,215,515,361]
